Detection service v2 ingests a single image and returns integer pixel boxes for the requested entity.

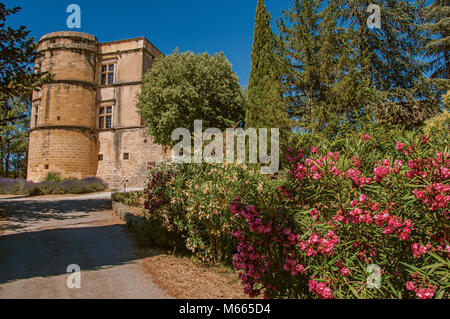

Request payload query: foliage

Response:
[143,162,282,265]
[137,50,246,147]
[276,0,442,134]
[0,177,107,196]
[0,3,49,98]
[0,96,29,178]
[277,0,365,136]
[420,0,450,80]
[0,4,51,178]
[245,0,289,130]
[111,191,144,207]
[43,171,63,183]
[231,129,449,299]
[423,109,450,136]
[444,90,450,107]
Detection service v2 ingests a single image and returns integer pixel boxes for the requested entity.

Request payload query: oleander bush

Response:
[143,162,282,265]
[231,129,449,299]
[0,176,107,196]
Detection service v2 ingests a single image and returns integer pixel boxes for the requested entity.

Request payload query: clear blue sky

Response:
[5,0,294,88]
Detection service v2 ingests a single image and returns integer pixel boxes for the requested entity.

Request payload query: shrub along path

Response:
[0,192,171,299]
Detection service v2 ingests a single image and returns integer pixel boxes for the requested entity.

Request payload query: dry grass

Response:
[135,248,250,299]
[113,200,251,299]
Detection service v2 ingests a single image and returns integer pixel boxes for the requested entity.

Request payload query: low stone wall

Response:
[112,201,146,230]
[0,205,5,235]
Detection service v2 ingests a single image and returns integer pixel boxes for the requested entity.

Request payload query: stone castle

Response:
[27,31,168,188]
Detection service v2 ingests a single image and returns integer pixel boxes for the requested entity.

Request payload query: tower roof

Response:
[39,31,98,43]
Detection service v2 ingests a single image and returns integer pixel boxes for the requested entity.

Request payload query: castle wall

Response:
[95,37,166,189]
[97,128,165,189]
[27,128,99,181]
[27,32,99,183]
[27,32,167,188]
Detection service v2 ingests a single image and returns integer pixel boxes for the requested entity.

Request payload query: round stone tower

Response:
[27,31,99,182]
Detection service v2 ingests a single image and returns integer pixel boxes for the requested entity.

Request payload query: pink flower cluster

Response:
[334,196,414,242]
[233,240,268,297]
[308,280,333,299]
[342,169,372,188]
[359,133,372,142]
[405,273,437,299]
[405,151,450,181]
[289,149,340,182]
[374,213,412,241]
[413,183,450,213]
[298,230,340,257]
[373,159,403,182]
[411,242,449,259]
[231,199,306,298]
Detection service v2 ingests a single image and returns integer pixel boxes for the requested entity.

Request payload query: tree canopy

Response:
[137,50,246,147]
[245,0,288,131]
[276,0,448,136]
[0,4,48,178]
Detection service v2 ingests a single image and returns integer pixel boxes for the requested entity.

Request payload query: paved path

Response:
[0,192,171,299]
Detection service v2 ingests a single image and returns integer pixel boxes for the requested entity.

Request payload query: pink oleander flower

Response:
[341,267,351,277]
[398,232,409,241]
[331,166,341,176]
[359,194,367,203]
[396,142,404,151]
[310,282,333,299]
[405,282,416,291]
[374,166,389,182]
[416,288,435,299]
[413,190,425,199]
[311,146,318,154]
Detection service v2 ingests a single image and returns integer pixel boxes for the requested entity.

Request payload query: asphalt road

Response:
[0,192,171,299]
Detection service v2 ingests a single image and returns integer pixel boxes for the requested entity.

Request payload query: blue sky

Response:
[5,0,294,88]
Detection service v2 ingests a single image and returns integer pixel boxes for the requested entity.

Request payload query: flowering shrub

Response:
[143,162,281,265]
[232,130,449,299]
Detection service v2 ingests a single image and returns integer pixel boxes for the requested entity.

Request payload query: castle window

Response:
[123,153,129,160]
[34,104,39,127]
[99,106,113,129]
[101,64,115,86]
[99,154,103,161]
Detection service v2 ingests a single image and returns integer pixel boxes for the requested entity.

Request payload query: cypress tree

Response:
[245,0,289,132]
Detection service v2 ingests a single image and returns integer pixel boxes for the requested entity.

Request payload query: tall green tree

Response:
[0,3,49,177]
[420,0,450,80]
[0,4,45,99]
[137,50,245,147]
[336,0,440,126]
[245,0,288,131]
[0,96,29,178]
[277,0,364,136]
[278,0,443,134]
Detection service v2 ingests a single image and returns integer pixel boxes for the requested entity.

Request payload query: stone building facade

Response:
[27,31,168,188]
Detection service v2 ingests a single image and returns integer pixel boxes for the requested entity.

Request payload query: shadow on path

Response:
[0,197,112,233]
[0,224,151,284]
